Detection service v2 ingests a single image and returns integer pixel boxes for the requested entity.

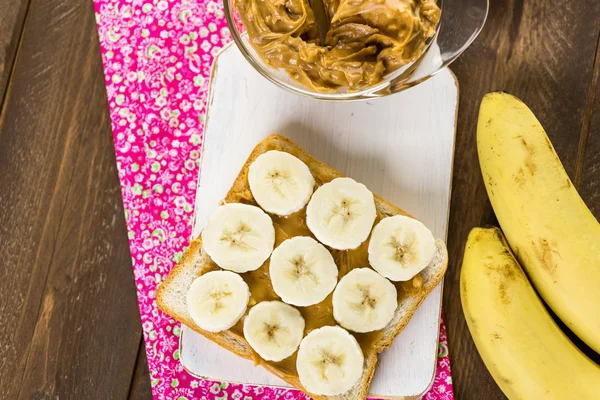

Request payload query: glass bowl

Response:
[224,0,488,101]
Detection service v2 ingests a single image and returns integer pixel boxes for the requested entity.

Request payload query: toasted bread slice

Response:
[157,134,449,400]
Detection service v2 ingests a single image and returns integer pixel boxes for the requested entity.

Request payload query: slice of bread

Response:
[157,134,449,400]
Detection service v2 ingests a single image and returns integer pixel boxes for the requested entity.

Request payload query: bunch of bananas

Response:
[461,93,600,399]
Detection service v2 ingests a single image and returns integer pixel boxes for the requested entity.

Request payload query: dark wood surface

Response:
[446,1,600,398]
[0,0,29,101]
[128,342,154,400]
[1,0,600,399]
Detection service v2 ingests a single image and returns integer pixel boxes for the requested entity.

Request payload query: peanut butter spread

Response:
[235,0,441,91]
[201,143,424,377]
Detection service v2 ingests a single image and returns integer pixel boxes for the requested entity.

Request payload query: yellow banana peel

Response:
[477,92,600,353]
[461,227,600,399]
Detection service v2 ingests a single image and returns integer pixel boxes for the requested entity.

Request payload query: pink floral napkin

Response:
[93,1,454,398]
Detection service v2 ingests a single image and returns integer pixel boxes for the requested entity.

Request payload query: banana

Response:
[202,203,275,273]
[243,301,305,362]
[332,268,397,333]
[478,92,600,353]
[461,227,600,399]
[269,236,339,306]
[296,325,364,396]
[187,270,250,332]
[368,215,436,281]
[248,150,315,216]
[306,177,377,250]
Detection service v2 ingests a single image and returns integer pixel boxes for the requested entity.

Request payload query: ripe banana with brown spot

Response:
[461,227,600,399]
[478,92,600,353]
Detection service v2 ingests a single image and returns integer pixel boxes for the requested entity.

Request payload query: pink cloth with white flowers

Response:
[92,1,454,399]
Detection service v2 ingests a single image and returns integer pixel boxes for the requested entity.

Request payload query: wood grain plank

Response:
[573,34,600,189]
[0,0,30,103]
[572,32,600,365]
[579,38,600,219]
[0,0,141,398]
[128,342,153,400]
[446,0,600,398]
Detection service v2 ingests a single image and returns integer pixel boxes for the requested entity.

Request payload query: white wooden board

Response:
[180,43,458,399]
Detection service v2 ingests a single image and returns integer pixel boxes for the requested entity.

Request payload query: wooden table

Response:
[1,1,599,399]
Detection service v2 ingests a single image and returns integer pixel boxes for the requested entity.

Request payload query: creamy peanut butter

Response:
[235,0,440,91]
[202,144,423,376]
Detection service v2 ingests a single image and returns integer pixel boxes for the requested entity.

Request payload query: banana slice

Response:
[306,177,377,250]
[296,325,364,396]
[248,150,315,216]
[202,203,275,273]
[187,270,250,332]
[368,215,436,281]
[270,236,338,306]
[332,268,397,333]
[243,301,306,362]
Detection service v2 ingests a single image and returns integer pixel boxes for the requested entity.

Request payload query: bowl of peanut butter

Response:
[224,0,488,100]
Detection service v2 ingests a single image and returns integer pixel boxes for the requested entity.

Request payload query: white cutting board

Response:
[180,43,458,399]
